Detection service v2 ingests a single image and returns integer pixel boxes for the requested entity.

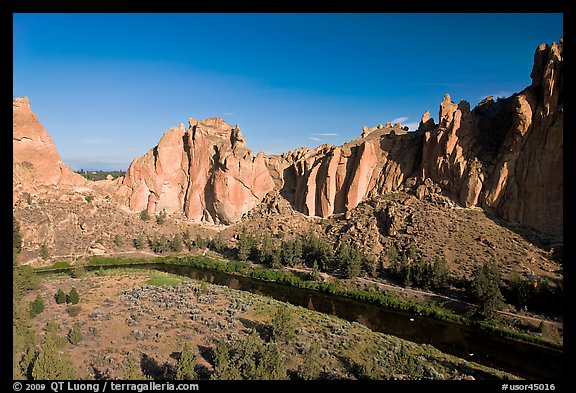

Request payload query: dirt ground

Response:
[24,270,519,380]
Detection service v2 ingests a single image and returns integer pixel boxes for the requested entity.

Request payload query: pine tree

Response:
[175,343,197,380]
[470,260,505,320]
[431,256,449,290]
[29,295,44,317]
[67,287,80,305]
[55,289,67,304]
[259,234,274,264]
[255,342,287,380]
[345,245,362,278]
[171,233,183,252]
[134,235,147,250]
[124,357,146,380]
[300,341,322,380]
[293,239,303,265]
[68,322,83,345]
[281,240,294,266]
[271,244,282,269]
[270,305,295,342]
[211,341,241,380]
[237,228,251,262]
[13,217,22,255]
[32,322,76,380]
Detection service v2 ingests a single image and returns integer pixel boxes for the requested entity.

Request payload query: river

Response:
[39,262,562,379]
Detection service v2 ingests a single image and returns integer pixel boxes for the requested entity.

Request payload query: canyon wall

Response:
[13,40,562,239]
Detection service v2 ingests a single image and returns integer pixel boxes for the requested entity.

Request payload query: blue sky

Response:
[13,13,563,171]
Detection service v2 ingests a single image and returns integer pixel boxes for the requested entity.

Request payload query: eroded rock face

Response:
[115,118,275,224]
[268,123,422,217]
[419,40,563,238]
[13,40,562,240]
[269,40,563,239]
[13,97,86,200]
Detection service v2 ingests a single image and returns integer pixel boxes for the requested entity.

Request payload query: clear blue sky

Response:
[13,13,563,171]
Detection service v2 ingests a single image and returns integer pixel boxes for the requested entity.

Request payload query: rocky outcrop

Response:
[268,122,422,217]
[13,97,86,200]
[115,117,275,224]
[269,40,563,239]
[419,40,563,238]
[13,40,562,239]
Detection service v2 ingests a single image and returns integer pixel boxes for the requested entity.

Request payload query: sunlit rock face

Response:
[115,117,275,225]
[269,40,563,239]
[13,97,86,201]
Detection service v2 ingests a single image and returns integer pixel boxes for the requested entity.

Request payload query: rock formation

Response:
[418,40,563,238]
[268,40,563,239]
[12,40,562,239]
[114,117,275,224]
[267,122,421,218]
[12,97,86,200]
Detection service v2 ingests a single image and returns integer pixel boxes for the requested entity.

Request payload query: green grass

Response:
[146,273,186,287]
[32,255,561,350]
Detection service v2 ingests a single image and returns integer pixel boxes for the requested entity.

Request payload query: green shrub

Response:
[140,209,151,222]
[29,295,45,317]
[39,242,50,260]
[134,235,147,250]
[114,234,124,247]
[67,288,80,305]
[55,289,67,304]
[66,305,82,317]
[67,323,83,345]
[156,210,167,225]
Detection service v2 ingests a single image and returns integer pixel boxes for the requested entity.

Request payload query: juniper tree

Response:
[29,295,44,317]
[55,289,67,304]
[175,343,197,380]
[470,260,505,320]
[67,287,80,305]
[32,321,76,380]
[67,322,83,345]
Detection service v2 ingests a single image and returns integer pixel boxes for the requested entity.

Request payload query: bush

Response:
[67,288,80,305]
[470,260,505,320]
[71,266,86,278]
[67,323,83,345]
[13,217,22,256]
[55,289,67,304]
[85,195,94,203]
[39,242,50,260]
[156,210,167,225]
[114,234,124,247]
[66,305,82,317]
[270,305,295,342]
[134,235,147,250]
[29,295,45,317]
[139,209,151,222]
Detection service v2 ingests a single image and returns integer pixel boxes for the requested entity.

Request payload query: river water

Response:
[41,263,562,379]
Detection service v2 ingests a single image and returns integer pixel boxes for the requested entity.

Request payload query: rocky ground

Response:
[25,270,518,380]
[14,186,562,287]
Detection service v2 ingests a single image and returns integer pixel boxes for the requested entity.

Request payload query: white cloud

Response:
[391,116,409,124]
[308,137,323,142]
[478,91,512,102]
[311,133,339,137]
[404,122,419,131]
